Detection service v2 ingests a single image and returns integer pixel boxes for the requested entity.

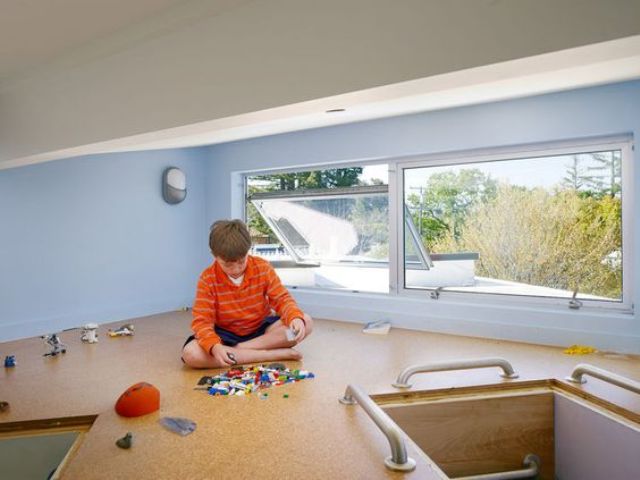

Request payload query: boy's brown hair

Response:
[209,219,252,261]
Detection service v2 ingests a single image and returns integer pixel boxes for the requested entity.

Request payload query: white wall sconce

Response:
[162,167,187,204]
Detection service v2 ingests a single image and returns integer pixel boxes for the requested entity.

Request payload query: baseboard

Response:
[293,290,640,354]
[0,298,192,343]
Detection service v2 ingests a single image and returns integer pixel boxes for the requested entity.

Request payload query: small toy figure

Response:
[108,324,135,337]
[116,432,133,449]
[285,327,297,342]
[4,355,16,368]
[80,323,99,343]
[226,352,237,365]
[42,334,67,357]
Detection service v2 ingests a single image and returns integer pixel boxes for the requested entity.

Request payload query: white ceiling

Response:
[0,0,235,83]
[0,1,639,171]
[4,34,638,172]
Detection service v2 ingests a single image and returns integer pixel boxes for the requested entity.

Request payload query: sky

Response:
[250,150,620,193]
[405,155,569,191]
[400,151,620,193]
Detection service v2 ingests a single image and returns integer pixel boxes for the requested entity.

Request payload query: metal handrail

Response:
[339,384,417,472]
[455,454,540,480]
[392,357,519,389]
[565,363,640,395]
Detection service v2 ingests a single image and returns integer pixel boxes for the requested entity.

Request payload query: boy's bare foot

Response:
[232,347,302,364]
[269,347,302,361]
[182,341,302,369]
[211,346,302,367]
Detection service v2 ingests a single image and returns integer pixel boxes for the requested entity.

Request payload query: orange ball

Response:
[115,382,160,417]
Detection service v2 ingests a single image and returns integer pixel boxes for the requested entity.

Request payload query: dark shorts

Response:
[183,315,280,349]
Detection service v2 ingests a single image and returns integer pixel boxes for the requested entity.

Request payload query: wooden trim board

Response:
[383,392,555,479]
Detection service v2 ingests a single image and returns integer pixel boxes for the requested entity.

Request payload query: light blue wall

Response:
[0,148,209,341]
[205,80,640,353]
[3,82,638,350]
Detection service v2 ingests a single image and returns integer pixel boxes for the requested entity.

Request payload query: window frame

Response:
[243,162,393,293]
[396,136,633,313]
[249,184,390,266]
[241,135,634,314]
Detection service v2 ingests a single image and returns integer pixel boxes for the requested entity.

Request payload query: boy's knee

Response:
[182,342,206,368]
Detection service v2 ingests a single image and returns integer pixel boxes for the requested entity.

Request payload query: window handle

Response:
[568,289,583,310]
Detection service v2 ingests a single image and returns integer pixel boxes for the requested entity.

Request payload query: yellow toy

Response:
[563,344,597,355]
[108,324,135,337]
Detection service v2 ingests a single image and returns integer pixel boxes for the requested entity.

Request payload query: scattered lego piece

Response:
[116,432,133,449]
[197,364,315,398]
[0,401,9,412]
[80,323,99,343]
[42,334,67,357]
[227,367,244,378]
[108,324,135,337]
[362,320,391,335]
[4,355,16,367]
[159,417,196,436]
[283,394,289,399]
[285,328,297,342]
[564,344,598,355]
[259,393,268,400]
[115,382,160,417]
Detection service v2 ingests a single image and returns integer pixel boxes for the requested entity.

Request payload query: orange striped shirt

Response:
[191,255,304,353]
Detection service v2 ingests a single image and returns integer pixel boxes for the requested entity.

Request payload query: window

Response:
[246,165,390,293]
[243,138,632,312]
[401,142,629,309]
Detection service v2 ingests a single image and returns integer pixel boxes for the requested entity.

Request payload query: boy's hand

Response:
[290,318,306,342]
[210,343,236,366]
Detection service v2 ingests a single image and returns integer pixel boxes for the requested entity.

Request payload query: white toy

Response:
[42,334,67,357]
[285,327,297,341]
[81,323,99,343]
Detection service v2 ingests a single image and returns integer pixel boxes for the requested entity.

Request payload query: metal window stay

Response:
[248,185,434,270]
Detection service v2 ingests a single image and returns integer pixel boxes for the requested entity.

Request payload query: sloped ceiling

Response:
[1,0,639,170]
[0,0,244,83]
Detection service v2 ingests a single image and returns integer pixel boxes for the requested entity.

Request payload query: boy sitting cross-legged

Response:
[182,219,313,368]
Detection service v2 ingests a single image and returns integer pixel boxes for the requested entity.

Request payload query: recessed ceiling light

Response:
[325,108,346,113]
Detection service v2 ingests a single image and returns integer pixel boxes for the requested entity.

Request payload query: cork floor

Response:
[1,312,639,479]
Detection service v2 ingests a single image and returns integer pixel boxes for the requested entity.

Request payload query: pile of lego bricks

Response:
[196,363,315,397]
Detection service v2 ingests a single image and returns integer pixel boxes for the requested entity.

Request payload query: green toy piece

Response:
[116,432,133,449]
